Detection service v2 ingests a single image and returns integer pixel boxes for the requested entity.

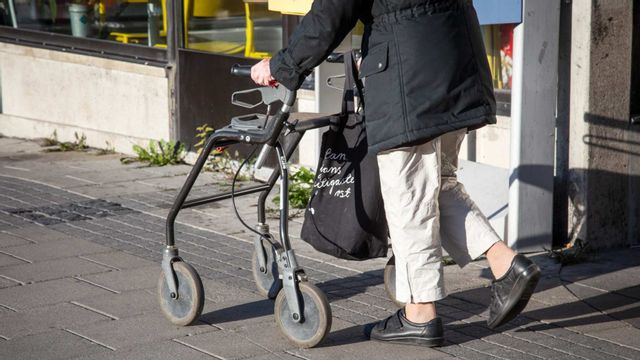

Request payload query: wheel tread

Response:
[274,282,331,348]
[157,261,204,326]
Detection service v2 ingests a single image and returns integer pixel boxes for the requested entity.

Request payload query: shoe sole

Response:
[371,335,444,348]
[487,263,541,329]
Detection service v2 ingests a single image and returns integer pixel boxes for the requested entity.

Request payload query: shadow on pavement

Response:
[306,248,640,346]
[200,299,274,324]
[316,324,370,348]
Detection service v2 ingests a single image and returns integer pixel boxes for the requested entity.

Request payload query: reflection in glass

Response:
[0,0,283,58]
[481,24,515,90]
[184,0,281,58]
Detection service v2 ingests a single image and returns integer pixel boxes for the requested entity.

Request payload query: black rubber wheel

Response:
[274,281,331,348]
[158,261,204,326]
[384,255,404,307]
[252,238,282,299]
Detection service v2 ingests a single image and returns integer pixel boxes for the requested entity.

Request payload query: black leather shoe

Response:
[367,309,444,347]
[487,254,541,329]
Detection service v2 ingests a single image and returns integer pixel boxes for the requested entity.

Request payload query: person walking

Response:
[251,0,541,347]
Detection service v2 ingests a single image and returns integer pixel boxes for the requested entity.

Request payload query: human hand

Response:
[251,58,276,86]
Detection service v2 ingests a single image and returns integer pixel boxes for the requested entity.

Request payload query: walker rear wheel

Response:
[274,281,331,348]
[158,261,204,326]
[252,238,282,299]
[384,255,404,307]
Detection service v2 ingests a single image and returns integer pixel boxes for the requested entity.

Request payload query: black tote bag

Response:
[300,51,388,260]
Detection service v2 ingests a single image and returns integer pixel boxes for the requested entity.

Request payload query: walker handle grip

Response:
[326,53,344,63]
[230,64,252,77]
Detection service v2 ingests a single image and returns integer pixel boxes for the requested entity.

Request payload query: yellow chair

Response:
[243,0,270,58]
[110,0,269,58]
[267,0,312,15]
[181,0,244,54]
[111,0,222,44]
[110,0,172,45]
[481,25,503,89]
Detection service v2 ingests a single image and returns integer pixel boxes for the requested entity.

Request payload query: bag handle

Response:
[341,51,364,115]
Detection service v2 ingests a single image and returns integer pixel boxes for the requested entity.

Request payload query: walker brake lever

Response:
[284,119,299,132]
[326,74,345,91]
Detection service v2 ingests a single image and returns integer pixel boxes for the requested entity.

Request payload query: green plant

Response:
[545,238,592,266]
[42,131,89,152]
[210,149,257,181]
[96,140,116,155]
[123,140,185,166]
[194,123,255,181]
[194,124,215,154]
[59,132,88,151]
[442,256,456,266]
[42,130,60,147]
[272,167,315,209]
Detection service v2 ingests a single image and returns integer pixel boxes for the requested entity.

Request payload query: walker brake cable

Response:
[231,145,263,238]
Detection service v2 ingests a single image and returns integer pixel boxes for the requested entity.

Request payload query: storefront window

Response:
[183,0,281,58]
[481,24,515,90]
[1,0,155,43]
[0,0,282,57]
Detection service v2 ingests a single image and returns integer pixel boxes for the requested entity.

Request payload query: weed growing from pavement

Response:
[194,124,315,213]
[122,140,185,166]
[442,256,456,266]
[194,123,256,181]
[42,130,60,147]
[209,149,257,181]
[545,238,594,266]
[42,131,89,152]
[59,133,88,151]
[194,124,215,153]
[272,166,315,209]
[96,141,116,155]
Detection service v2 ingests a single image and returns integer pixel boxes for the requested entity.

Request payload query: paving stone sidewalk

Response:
[0,137,639,360]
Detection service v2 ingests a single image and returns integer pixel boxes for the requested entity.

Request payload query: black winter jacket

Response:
[270,0,496,153]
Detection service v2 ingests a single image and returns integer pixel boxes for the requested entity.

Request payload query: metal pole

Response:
[147,0,161,47]
[8,0,18,28]
[166,0,183,141]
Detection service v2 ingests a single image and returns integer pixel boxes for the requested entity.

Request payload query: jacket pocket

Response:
[360,40,395,133]
[359,42,389,79]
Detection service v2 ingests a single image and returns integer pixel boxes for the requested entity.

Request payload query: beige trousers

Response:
[377,129,501,303]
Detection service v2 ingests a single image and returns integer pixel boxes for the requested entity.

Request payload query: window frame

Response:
[0,26,168,66]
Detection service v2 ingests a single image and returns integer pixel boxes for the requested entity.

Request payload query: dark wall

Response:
[632,0,640,120]
[176,49,295,168]
[553,0,573,247]
[177,49,262,148]
[629,0,640,246]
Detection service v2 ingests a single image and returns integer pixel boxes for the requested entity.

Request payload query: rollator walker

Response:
[157,56,401,349]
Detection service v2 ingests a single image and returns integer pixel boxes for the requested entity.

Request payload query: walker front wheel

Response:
[158,261,204,326]
[274,282,331,348]
[252,238,282,299]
